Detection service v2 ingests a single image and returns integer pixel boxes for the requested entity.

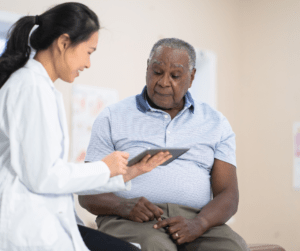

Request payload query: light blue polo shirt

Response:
[85,86,236,209]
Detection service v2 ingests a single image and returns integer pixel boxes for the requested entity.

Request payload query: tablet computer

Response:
[127,148,189,167]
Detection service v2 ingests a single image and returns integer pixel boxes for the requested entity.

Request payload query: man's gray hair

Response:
[148,38,196,72]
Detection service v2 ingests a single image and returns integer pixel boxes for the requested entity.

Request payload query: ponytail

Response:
[0,2,100,88]
[0,16,35,88]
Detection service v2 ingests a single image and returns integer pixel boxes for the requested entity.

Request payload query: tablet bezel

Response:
[127,148,189,167]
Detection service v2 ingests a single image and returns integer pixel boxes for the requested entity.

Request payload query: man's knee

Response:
[178,224,249,251]
[179,237,249,251]
[139,233,177,251]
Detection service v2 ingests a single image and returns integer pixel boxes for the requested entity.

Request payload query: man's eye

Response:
[154,71,162,75]
[172,75,180,79]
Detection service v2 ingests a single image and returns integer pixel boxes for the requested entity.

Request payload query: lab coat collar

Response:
[24,59,55,88]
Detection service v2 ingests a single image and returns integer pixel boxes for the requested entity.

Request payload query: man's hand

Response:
[153,216,205,245]
[119,197,164,223]
[102,151,129,177]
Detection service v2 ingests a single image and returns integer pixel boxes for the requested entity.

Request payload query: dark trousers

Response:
[78,224,140,251]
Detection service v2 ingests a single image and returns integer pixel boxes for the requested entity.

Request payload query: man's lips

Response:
[155,91,172,96]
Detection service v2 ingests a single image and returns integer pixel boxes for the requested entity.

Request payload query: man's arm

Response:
[78,193,164,222]
[78,193,124,216]
[194,158,239,230]
[154,158,239,245]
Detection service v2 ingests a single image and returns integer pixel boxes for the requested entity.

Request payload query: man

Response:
[79,38,249,251]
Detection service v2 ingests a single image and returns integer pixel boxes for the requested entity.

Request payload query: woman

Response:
[0,2,171,251]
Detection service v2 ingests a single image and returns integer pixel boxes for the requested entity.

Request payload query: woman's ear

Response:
[57,33,71,54]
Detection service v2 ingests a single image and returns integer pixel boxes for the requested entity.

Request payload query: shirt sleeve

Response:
[214,115,237,167]
[8,82,130,194]
[85,107,115,162]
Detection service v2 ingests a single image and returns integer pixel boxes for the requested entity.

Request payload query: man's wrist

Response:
[115,197,130,218]
[194,216,210,236]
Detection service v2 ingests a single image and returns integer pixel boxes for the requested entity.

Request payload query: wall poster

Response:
[71,84,118,163]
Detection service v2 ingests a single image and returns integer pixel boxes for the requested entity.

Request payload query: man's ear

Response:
[189,68,196,88]
[57,33,71,54]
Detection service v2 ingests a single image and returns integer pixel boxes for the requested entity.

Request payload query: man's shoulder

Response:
[193,100,224,120]
[107,95,138,112]
[96,94,139,122]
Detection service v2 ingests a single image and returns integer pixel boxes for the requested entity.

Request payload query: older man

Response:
[79,38,249,251]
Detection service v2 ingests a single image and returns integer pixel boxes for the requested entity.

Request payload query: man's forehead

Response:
[150,46,189,68]
[152,59,184,69]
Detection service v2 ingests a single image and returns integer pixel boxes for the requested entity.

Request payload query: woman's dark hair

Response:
[0,2,100,88]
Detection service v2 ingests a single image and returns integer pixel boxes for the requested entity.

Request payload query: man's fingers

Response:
[142,210,155,221]
[168,224,181,234]
[153,216,180,229]
[157,207,164,220]
[145,203,163,220]
[132,216,144,223]
[153,218,170,229]
[137,210,153,222]
[138,203,155,221]
[176,235,185,245]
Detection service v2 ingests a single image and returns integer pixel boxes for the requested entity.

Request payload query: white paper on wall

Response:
[71,84,118,163]
[188,49,217,109]
[293,122,300,190]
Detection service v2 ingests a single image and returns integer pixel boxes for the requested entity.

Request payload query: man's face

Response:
[146,46,195,110]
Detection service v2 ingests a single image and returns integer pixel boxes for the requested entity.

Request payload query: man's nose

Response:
[158,74,171,87]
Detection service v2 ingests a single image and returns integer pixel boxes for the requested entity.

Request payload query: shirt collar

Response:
[24,59,55,88]
[136,86,195,113]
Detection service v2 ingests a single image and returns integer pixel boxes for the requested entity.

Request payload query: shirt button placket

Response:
[164,114,169,146]
[165,113,171,146]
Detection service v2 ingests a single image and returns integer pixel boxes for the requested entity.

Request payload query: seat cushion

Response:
[248,244,286,251]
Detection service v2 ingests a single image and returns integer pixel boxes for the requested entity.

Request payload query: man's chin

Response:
[152,102,172,110]
[147,93,173,110]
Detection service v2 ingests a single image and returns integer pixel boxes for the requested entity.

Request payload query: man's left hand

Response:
[153,216,203,245]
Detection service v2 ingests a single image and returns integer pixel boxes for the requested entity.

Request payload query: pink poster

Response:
[293,122,300,190]
[71,84,118,163]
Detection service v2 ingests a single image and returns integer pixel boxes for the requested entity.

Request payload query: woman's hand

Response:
[123,151,172,182]
[102,151,130,177]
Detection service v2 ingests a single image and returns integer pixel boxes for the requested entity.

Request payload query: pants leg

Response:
[96,204,177,251]
[169,204,249,251]
[96,203,249,251]
[78,225,140,251]
[177,224,250,251]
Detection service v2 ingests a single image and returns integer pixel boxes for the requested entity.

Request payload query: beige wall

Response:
[1,0,299,250]
[235,0,300,249]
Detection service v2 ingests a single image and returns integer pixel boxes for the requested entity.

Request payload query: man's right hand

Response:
[119,196,164,223]
[102,151,130,178]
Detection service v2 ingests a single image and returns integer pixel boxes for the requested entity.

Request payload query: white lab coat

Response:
[0,59,131,251]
